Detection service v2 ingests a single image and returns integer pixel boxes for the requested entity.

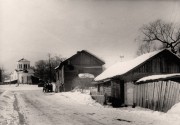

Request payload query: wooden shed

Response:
[93,49,180,107]
[135,74,180,112]
[55,50,105,92]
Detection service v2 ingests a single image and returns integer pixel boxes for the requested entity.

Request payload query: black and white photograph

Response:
[1,0,180,125]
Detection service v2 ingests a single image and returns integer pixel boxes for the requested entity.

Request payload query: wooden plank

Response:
[158,81,162,111]
[153,82,158,111]
[136,85,138,106]
[139,84,142,107]
[146,83,149,108]
[144,83,148,108]
[167,81,174,111]
[149,82,153,110]
[156,81,162,111]
[163,81,169,112]
[147,83,150,109]
[175,82,180,104]
[151,82,155,110]
[147,82,151,109]
[142,84,145,108]
[141,84,144,108]
[144,84,147,108]
[161,81,167,112]
[138,85,141,106]
[136,85,139,106]
[141,84,143,107]
[171,81,178,108]
[163,81,171,112]
[144,83,147,108]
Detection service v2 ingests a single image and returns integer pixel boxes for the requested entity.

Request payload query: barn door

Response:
[119,81,125,104]
[111,80,124,107]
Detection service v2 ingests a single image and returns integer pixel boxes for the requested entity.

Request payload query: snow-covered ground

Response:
[0,84,180,125]
[0,84,42,91]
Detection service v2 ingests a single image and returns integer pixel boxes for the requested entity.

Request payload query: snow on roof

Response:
[136,73,180,83]
[4,80,11,82]
[54,65,59,70]
[18,58,30,62]
[95,49,164,81]
[78,73,95,78]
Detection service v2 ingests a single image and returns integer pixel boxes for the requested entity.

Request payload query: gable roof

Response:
[18,58,30,62]
[55,50,105,70]
[94,49,180,82]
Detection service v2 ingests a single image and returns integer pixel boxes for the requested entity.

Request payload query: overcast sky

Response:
[1,0,180,72]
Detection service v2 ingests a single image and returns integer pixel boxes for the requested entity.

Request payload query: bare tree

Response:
[72,77,93,93]
[34,54,65,82]
[0,66,9,82]
[137,19,180,55]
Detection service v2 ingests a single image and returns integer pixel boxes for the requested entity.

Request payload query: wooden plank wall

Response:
[134,81,180,112]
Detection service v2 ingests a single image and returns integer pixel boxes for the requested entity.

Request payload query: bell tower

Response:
[17,58,30,71]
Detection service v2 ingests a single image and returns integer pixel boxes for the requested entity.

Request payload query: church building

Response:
[10,58,35,84]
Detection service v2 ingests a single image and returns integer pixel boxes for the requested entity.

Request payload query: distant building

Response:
[10,58,35,84]
[55,50,105,92]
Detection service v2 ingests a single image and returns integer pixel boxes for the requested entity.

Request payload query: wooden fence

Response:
[134,80,180,112]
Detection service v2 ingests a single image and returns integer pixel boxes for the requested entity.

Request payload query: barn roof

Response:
[81,50,105,65]
[55,50,105,70]
[94,49,180,82]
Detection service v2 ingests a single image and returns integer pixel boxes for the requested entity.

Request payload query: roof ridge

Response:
[94,49,176,82]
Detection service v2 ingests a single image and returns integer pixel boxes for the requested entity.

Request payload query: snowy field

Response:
[0,84,180,125]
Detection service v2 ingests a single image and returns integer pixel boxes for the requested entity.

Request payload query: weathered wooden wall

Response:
[56,51,104,92]
[123,50,180,82]
[125,82,134,106]
[134,81,180,112]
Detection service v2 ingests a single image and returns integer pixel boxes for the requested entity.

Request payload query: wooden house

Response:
[55,50,105,92]
[93,49,180,107]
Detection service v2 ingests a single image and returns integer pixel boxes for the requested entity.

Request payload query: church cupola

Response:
[17,58,30,70]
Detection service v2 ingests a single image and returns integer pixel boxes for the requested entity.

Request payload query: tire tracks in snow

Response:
[22,91,106,125]
[0,90,5,96]
[13,94,26,125]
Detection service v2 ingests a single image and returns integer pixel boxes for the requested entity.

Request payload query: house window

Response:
[24,64,27,69]
[20,64,22,69]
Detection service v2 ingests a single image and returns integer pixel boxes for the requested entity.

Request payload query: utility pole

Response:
[48,53,51,83]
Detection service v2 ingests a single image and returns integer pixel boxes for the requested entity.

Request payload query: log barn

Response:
[55,50,105,92]
[93,49,180,107]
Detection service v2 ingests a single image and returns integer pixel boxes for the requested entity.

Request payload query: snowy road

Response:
[0,85,180,125]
